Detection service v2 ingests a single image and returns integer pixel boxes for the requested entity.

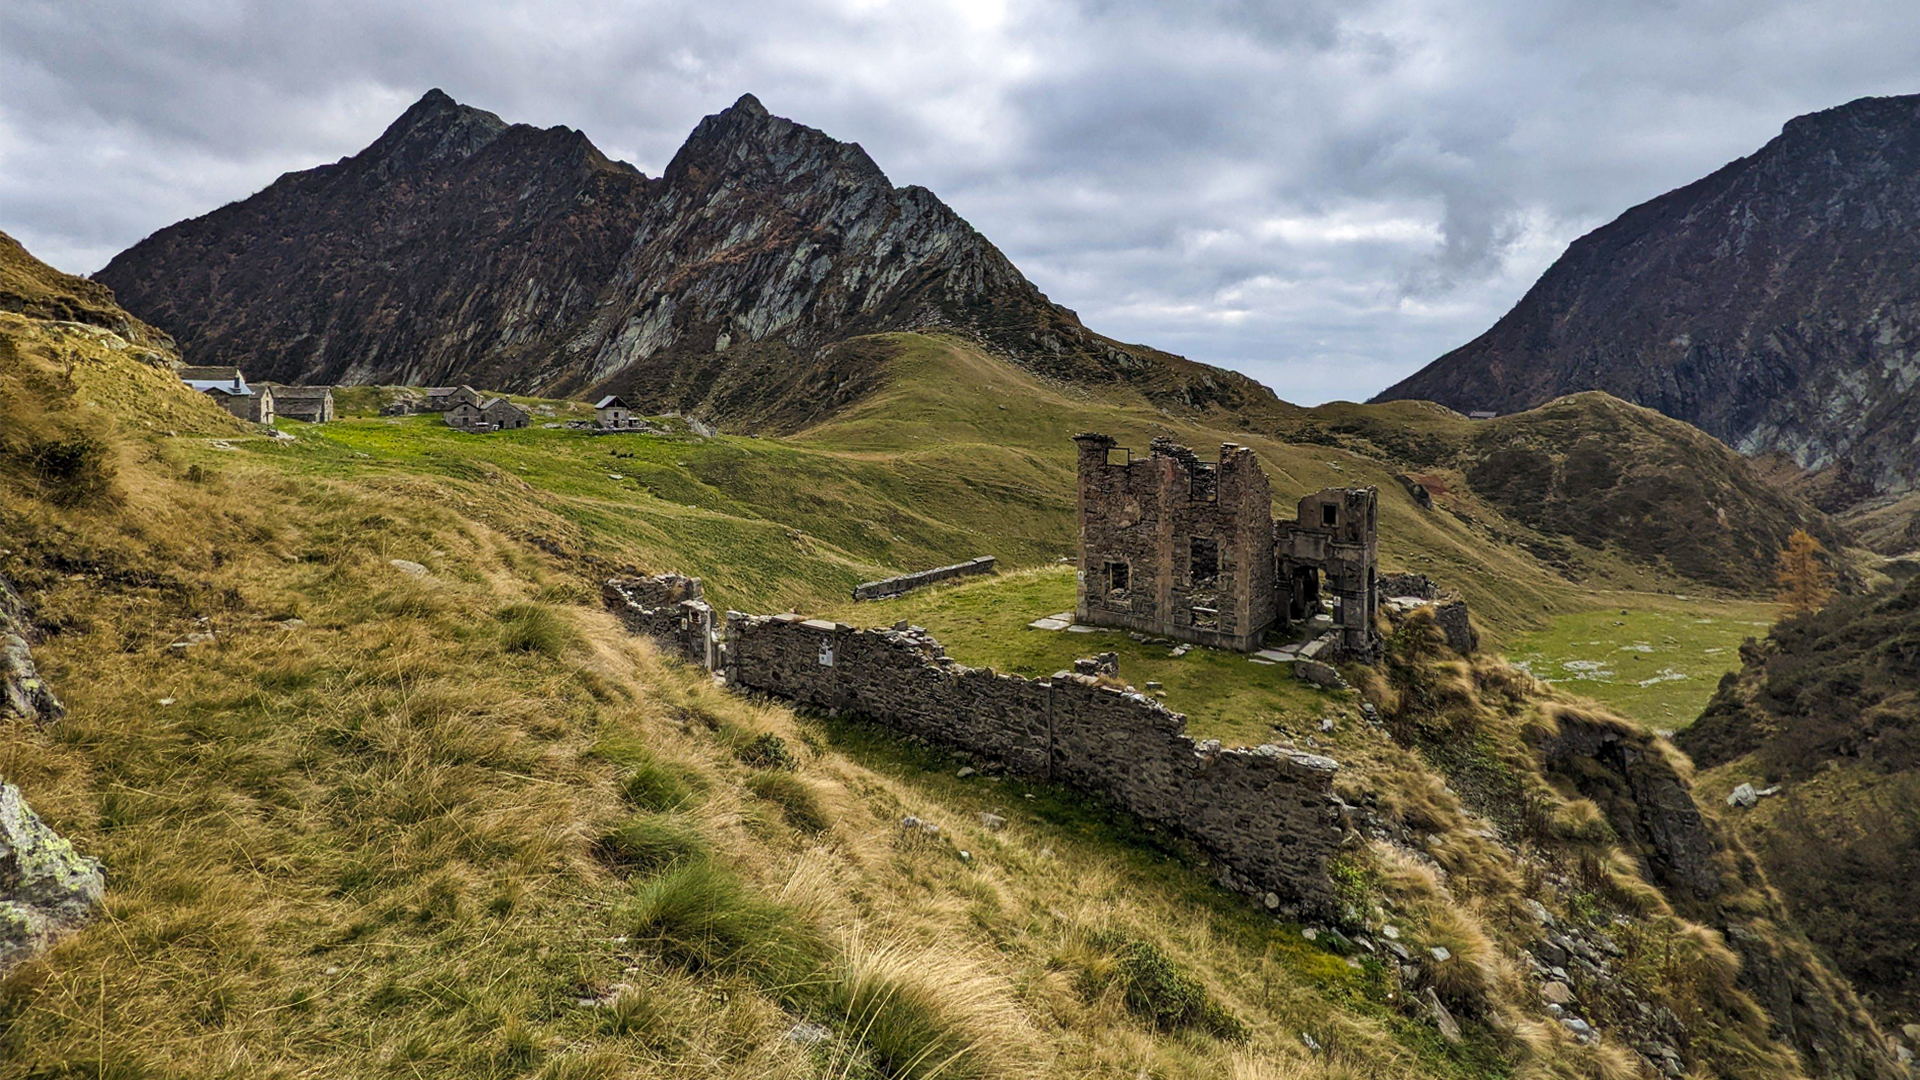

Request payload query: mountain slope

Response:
[1678,575,1920,1028]
[1374,94,1920,498]
[1277,392,1843,595]
[97,91,1275,428]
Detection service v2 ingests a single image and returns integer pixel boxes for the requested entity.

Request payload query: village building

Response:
[481,397,530,430]
[594,394,641,430]
[262,384,334,423]
[423,385,482,412]
[177,366,273,423]
[1072,433,1379,657]
[445,400,485,430]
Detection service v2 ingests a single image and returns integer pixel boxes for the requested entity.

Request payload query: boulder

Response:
[0,782,104,969]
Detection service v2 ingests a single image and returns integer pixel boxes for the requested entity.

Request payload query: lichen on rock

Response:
[0,782,104,969]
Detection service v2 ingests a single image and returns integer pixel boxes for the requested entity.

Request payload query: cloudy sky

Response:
[3,0,1916,402]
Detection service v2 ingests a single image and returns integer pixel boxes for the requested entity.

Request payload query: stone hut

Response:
[1073,433,1379,657]
[424,385,482,413]
[445,400,485,430]
[481,397,530,430]
[595,394,639,429]
[178,366,272,423]
[263,385,334,423]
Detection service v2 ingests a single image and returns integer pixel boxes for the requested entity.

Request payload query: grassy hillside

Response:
[0,231,1902,1079]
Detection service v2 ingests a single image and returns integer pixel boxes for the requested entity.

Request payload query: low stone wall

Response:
[722,611,1348,915]
[852,556,996,601]
[602,575,715,668]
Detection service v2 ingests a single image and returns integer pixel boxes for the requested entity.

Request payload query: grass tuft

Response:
[747,771,831,833]
[594,813,708,876]
[620,859,828,992]
[496,602,579,657]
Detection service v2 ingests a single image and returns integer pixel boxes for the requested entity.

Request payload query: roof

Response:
[264,385,333,401]
[481,397,526,411]
[426,384,477,397]
[594,395,630,409]
[198,384,252,397]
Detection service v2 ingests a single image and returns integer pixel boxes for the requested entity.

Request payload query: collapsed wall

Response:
[601,574,1351,915]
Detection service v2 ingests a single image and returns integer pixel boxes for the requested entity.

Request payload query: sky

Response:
[3,0,1917,404]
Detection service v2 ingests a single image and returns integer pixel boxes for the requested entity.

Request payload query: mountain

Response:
[1678,574,1920,1028]
[1374,94,1920,500]
[96,90,1272,428]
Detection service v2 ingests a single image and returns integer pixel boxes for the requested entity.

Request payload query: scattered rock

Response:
[1542,981,1576,1005]
[1727,782,1758,808]
[1428,945,1453,963]
[1421,988,1463,1043]
[388,559,428,577]
[955,767,976,779]
[978,812,1006,831]
[784,1020,832,1045]
[1263,892,1280,910]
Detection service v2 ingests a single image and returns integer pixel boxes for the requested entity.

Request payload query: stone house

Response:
[177,366,272,423]
[424,385,482,412]
[263,385,334,423]
[1072,433,1379,657]
[445,400,485,430]
[481,397,529,430]
[594,394,639,429]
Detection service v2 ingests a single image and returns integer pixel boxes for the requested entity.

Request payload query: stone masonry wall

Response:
[721,610,1348,915]
[602,575,716,668]
[853,556,997,601]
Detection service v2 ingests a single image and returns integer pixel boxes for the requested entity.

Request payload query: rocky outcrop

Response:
[99,91,1276,429]
[0,578,100,970]
[1375,94,1920,500]
[1537,708,1907,1080]
[0,783,104,970]
[1,577,62,725]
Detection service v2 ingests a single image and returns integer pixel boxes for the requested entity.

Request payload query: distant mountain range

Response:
[96,90,1271,428]
[1376,94,1920,500]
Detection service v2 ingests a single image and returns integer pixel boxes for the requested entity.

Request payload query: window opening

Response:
[1321,503,1338,527]
[1105,561,1130,595]
[1106,447,1131,466]
[1189,538,1219,585]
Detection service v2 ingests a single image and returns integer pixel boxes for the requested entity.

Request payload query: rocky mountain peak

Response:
[1373,92,1920,503]
[358,88,512,174]
[663,93,885,193]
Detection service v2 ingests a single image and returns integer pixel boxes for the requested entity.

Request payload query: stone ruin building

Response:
[1072,433,1379,657]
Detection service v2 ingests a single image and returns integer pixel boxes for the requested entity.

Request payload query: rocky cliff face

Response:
[98,91,1272,426]
[1374,94,1920,498]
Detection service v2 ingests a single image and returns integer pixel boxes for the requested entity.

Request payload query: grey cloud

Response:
[2,0,1917,403]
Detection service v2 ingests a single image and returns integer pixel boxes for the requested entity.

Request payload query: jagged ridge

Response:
[97,91,1274,427]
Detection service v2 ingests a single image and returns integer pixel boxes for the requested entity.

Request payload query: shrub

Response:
[496,603,578,657]
[621,861,826,991]
[1092,934,1249,1041]
[25,433,116,506]
[747,771,831,833]
[735,732,797,770]
[595,814,707,876]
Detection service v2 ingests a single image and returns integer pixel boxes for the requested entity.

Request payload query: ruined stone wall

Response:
[852,556,997,601]
[603,575,715,667]
[1073,433,1278,652]
[722,611,1347,915]
[1276,487,1380,657]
